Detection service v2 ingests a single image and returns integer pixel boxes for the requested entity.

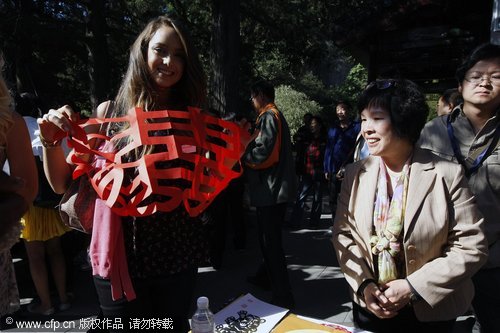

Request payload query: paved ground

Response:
[191,208,478,332]
[2,201,479,332]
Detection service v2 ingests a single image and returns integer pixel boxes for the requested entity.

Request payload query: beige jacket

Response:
[332,148,488,321]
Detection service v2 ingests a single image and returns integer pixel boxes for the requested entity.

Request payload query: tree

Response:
[0,0,168,113]
[0,0,365,117]
[275,85,322,137]
[331,63,368,109]
[209,0,240,117]
[84,0,111,110]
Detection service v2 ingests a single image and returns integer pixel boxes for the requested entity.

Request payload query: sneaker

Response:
[27,303,55,316]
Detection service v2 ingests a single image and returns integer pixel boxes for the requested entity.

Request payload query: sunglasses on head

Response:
[366,79,397,90]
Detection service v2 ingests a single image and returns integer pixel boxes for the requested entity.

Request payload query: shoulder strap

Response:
[248,107,282,170]
[447,114,500,177]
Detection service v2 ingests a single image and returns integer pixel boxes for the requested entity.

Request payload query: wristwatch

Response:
[357,279,376,298]
[409,290,419,302]
[406,278,421,302]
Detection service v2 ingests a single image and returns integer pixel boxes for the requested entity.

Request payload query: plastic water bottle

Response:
[191,296,215,333]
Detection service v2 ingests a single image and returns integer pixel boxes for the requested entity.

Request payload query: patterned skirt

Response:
[0,251,20,316]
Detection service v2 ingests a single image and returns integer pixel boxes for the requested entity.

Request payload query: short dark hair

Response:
[310,115,326,138]
[250,80,275,101]
[303,112,313,122]
[456,43,500,83]
[336,101,351,110]
[310,115,323,126]
[336,100,353,119]
[441,88,463,108]
[357,79,428,144]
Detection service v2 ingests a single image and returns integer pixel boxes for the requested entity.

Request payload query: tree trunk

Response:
[210,0,240,117]
[12,0,37,95]
[85,0,111,111]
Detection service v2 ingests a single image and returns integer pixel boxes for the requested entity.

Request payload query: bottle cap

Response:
[197,296,209,309]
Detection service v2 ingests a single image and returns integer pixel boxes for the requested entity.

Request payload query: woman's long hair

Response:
[109,16,207,160]
[113,15,207,117]
[0,53,13,147]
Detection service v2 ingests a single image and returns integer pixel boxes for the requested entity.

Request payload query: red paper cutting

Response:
[64,107,249,217]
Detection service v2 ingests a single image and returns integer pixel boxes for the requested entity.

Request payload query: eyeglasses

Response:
[464,73,500,85]
[366,79,397,90]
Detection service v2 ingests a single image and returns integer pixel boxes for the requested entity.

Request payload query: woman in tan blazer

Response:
[332,79,488,333]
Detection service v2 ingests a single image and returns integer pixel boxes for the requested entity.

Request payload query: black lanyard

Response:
[446,114,500,177]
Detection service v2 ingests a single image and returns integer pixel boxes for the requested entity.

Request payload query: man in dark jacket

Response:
[244,80,296,309]
[324,101,360,216]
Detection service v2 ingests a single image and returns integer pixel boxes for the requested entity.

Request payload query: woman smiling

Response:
[332,79,488,333]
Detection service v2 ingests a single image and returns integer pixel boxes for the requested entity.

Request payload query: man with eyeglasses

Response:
[418,43,500,333]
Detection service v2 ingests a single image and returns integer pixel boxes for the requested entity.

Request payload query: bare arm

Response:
[38,102,109,194]
[1,113,36,249]
[6,112,38,202]
[0,171,28,239]
[38,105,77,193]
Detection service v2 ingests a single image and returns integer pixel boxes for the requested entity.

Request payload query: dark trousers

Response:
[93,267,197,333]
[210,178,246,267]
[255,203,294,307]
[291,175,324,226]
[472,267,500,333]
[352,302,455,333]
[328,177,341,220]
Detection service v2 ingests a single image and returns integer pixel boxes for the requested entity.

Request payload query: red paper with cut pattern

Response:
[61,107,247,217]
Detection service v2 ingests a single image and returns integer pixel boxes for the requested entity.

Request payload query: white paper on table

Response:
[214,293,289,333]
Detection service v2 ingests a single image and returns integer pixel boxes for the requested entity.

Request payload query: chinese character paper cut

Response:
[63,107,248,217]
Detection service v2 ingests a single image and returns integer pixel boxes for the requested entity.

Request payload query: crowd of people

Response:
[0,13,499,333]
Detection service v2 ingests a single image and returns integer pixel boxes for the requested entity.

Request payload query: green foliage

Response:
[0,0,366,119]
[426,93,439,121]
[252,46,292,81]
[296,71,335,107]
[274,85,322,137]
[331,63,368,111]
[239,0,357,107]
[254,61,368,130]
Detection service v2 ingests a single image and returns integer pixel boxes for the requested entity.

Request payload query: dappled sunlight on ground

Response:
[288,264,344,281]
